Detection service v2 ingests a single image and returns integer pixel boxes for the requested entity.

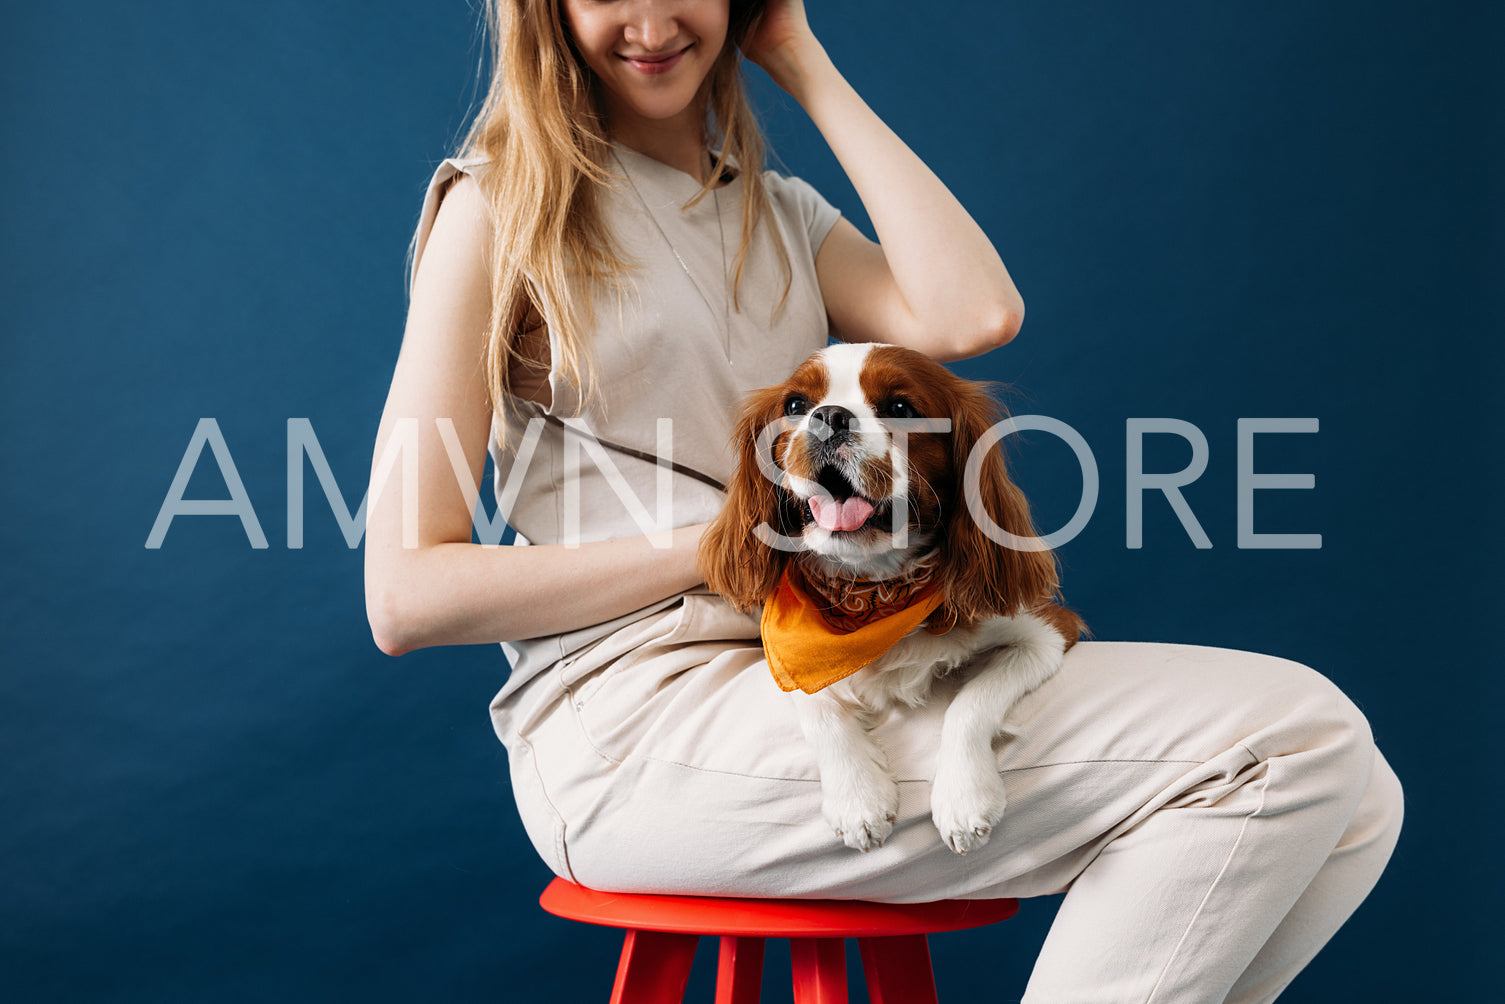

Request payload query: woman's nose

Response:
[623,0,678,52]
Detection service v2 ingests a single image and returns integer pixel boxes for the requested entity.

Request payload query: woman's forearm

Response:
[765,38,1024,355]
[366,524,707,656]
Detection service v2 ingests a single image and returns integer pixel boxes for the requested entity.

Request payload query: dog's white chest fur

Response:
[795,609,1067,854]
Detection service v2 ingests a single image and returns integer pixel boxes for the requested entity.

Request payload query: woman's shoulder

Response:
[758,167,843,252]
[410,156,494,289]
[759,166,823,202]
[435,153,494,179]
[421,155,495,206]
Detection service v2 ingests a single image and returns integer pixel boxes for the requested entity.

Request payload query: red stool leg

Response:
[857,934,939,1004]
[790,937,848,1004]
[609,928,699,1004]
[714,935,765,1004]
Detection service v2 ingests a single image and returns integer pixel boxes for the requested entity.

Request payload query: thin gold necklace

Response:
[610,146,733,360]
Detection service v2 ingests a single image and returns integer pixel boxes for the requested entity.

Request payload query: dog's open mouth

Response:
[807,466,890,533]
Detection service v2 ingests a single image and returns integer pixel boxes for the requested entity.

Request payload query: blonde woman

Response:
[365,1,1401,999]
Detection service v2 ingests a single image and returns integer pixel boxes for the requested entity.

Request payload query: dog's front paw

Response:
[823,784,899,853]
[931,763,1009,855]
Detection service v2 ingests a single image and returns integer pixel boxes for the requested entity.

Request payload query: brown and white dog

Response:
[699,343,1083,854]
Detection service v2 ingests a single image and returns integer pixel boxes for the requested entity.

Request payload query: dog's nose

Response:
[809,405,855,438]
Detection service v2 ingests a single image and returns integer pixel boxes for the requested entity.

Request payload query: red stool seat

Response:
[540,877,1018,1003]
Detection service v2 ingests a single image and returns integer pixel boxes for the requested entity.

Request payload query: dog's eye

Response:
[784,395,810,417]
[879,398,918,419]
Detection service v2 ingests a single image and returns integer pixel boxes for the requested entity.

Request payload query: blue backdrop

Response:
[3,1,1499,1000]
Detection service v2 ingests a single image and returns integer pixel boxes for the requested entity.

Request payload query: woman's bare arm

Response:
[364,174,705,656]
[742,1,1025,362]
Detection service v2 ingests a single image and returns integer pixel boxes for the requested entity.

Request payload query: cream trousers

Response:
[493,595,1403,1004]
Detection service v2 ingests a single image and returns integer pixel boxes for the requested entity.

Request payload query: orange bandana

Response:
[762,555,951,695]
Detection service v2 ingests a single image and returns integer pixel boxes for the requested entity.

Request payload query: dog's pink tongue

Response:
[809,495,874,532]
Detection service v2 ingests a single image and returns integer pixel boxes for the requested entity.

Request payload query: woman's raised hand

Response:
[731,1,1027,361]
[738,0,820,84]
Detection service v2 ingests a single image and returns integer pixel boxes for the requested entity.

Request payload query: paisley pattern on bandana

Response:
[761,551,961,694]
[796,551,944,634]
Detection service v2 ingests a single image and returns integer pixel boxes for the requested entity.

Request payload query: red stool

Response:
[539,877,1018,1004]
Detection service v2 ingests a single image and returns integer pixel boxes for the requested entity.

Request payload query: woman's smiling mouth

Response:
[619,44,692,75]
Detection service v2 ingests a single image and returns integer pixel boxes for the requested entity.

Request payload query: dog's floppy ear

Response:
[698,385,793,611]
[938,379,1060,626]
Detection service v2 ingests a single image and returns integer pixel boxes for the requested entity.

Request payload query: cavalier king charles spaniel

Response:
[699,343,1084,854]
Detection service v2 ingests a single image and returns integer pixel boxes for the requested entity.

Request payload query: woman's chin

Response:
[613,93,705,126]
[599,67,713,129]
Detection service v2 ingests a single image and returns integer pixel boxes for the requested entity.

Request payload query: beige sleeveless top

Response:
[408,143,842,693]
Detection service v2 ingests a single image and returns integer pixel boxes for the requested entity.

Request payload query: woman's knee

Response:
[1350,745,1404,858]
[1242,653,1389,819]
[1320,690,1402,852]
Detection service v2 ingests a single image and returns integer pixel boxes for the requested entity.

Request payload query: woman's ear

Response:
[939,379,1060,626]
[698,386,790,610]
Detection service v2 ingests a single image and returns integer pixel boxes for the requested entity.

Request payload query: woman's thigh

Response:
[514,603,1376,901]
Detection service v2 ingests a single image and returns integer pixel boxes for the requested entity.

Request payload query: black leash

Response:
[542,413,728,494]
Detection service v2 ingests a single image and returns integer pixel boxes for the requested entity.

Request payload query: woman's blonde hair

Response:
[439,0,789,439]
